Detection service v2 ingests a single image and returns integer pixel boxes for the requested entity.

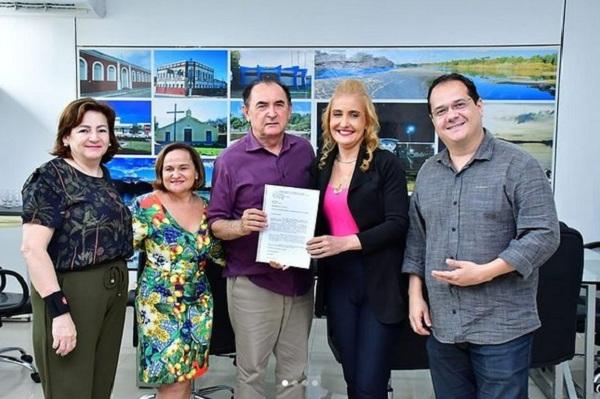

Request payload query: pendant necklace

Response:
[333,174,353,194]
[333,182,344,195]
[332,157,356,195]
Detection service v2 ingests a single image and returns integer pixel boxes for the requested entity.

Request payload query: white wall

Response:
[0,18,76,279]
[553,0,600,243]
[77,0,563,47]
[0,0,597,272]
[0,17,76,189]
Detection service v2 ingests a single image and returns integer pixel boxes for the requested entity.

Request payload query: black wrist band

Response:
[43,290,70,319]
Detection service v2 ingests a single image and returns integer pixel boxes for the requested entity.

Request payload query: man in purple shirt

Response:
[207,78,314,399]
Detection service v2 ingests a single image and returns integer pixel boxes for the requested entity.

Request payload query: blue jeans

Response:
[426,333,533,399]
[326,252,401,399]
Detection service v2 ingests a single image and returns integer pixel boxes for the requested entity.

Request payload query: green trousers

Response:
[31,259,128,399]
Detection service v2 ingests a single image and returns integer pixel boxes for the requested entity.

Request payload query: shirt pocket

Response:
[465,183,513,225]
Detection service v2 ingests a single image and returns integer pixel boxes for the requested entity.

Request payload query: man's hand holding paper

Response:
[256,184,319,269]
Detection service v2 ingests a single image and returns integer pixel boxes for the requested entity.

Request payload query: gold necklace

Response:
[335,156,357,164]
[68,158,102,178]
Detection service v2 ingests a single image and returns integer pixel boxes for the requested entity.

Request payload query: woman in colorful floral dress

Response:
[131,143,224,399]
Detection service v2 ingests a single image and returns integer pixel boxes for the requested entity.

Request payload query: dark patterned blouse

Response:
[21,158,133,272]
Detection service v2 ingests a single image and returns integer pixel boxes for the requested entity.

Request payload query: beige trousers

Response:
[227,276,313,399]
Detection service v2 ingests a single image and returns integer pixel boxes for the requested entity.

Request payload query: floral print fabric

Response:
[21,158,133,271]
[131,192,225,384]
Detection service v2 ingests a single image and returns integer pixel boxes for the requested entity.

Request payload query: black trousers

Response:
[326,252,400,399]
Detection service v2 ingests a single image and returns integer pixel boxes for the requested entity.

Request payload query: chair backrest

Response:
[326,314,429,370]
[531,222,584,368]
[325,300,429,370]
[205,260,235,355]
[0,267,30,324]
[390,324,430,370]
[391,222,586,370]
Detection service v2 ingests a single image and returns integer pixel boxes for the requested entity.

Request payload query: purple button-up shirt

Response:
[207,131,315,296]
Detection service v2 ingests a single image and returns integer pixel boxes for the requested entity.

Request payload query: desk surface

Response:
[582,248,600,284]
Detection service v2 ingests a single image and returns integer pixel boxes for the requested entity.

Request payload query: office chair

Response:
[126,251,143,348]
[580,241,600,392]
[192,258,235,398]
[135,258,235,399]
[530,222,584,398]
[326,319,429,399]
[0,266,41,383]
[576,242,600,345]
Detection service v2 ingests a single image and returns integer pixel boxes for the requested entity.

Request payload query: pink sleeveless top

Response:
[323,185,359,236]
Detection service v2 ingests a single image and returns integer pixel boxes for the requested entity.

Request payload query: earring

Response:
[64,143,69,147]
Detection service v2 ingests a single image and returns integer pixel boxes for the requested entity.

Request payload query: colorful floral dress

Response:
[131,192,225,384]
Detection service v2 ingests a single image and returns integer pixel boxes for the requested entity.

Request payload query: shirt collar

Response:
[472,128,495,161]
[435,128,495,168]
[244,129,293,154]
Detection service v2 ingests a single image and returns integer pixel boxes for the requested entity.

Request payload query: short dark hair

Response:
[51,98,120,164]
[242,77,292,107]
[152,143,205,191]
[427,73,481,114]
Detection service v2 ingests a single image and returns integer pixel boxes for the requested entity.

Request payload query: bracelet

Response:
[43,290,70,319]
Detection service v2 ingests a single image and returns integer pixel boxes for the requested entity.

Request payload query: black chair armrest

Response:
[0,267,29,313]
[584,241,600,250]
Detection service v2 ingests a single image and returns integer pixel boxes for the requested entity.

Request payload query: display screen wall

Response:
[77,46,559,194]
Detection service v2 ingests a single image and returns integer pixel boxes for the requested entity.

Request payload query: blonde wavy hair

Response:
[318,79,380,171]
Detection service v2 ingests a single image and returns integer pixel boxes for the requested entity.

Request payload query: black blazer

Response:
[313,146,410,324]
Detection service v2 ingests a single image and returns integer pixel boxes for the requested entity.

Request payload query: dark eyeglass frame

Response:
[431,97,474,119]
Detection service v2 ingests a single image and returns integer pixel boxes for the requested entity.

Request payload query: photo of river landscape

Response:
[315,47,557,100]
[484,103,555,176]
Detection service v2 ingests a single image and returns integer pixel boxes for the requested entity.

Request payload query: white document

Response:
[256,184,320,269]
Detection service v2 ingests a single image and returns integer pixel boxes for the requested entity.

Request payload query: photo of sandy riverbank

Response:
[484,102,555,175]
[315,48,558,100]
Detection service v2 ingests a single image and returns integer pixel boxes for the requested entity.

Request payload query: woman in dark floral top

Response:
[21,98,133,399]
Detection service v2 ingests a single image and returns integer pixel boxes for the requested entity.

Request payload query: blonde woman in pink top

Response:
[307,79,409,399]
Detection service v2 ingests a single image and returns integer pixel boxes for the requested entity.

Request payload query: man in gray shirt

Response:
[403,73,560,399]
